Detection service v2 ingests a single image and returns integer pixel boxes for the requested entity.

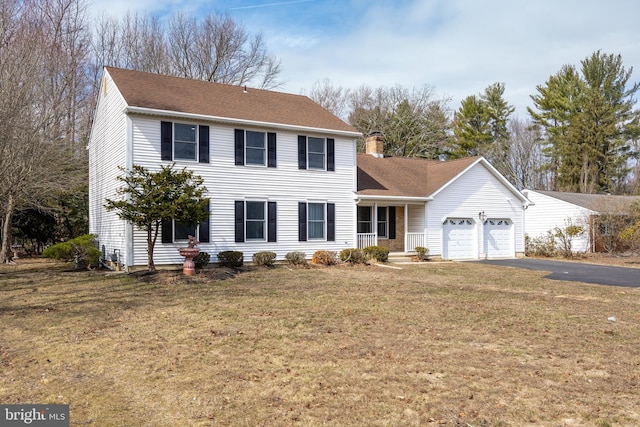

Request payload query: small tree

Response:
[105,164,209,271]
[554,220,585,258]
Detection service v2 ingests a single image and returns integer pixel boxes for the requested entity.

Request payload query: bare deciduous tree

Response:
[92,11,282,89]
[0,0,89,262]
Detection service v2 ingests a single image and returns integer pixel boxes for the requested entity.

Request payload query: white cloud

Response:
[274,0,640,115]
[86,0,640,116]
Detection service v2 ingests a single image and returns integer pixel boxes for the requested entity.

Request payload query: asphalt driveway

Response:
[475,258,640,288]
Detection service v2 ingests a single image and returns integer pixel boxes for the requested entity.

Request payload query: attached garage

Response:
[443,218,476,259]
[484,218,514,258]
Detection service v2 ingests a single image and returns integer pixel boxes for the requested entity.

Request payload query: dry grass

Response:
[1,258,639,426]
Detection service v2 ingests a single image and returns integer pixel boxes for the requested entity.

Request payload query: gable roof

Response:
[105,67,359,135]
[357,154,481,199]
[527,190,640,213]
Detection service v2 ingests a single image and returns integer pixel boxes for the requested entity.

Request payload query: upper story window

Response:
[298,136,335,171]
[161,121,209,163]
[246,131,266,166]
[174,123,197,161]
[307,137,326,170]
[235,129,276,167]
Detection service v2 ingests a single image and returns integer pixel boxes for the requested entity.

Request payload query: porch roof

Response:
[356,154,480,198]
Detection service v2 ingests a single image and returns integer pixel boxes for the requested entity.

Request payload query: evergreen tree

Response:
[529,51,640,193]
[105,164,209,271]
[449,82,515,177]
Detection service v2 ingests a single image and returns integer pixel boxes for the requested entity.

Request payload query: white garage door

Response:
[443,218,475,259]
[484,219,514,258]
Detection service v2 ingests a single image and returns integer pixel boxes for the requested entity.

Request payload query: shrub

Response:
[252,251,277,266]
[414,246,429,261]
[42,234,101,269]
[525,232,557,257]
[193,251,210,269]
[217,251,244,268]
[362,245,389,262]
[312,250,338,266]
[339,248,366,264]
[285,251,307,266]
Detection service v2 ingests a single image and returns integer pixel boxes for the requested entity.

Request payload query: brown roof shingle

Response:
[532,190,640,212]
[106,67,358,134]
[357,154,480,198]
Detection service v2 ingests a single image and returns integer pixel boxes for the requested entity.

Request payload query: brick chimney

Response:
[365,131,384,158]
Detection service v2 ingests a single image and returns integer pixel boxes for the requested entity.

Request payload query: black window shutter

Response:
[234,129,245,165]
[161,220,173,243]
[198,201,210,243]
[388,206,396,240]
[298,202,307,241]
[234,201,245,242]
[327,138,335,171]
[161,121,173,161]
[327,203,336,241]
[298,136,307,169]
[199,125,210,163]
[267,201,277,242]
[267,132,277,168]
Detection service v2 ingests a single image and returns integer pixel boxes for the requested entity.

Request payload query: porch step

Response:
[387,253,414,263]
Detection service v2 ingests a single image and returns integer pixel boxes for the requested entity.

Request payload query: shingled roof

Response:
[105,67,358,134]
[531,190,640,212]
[357,154,481,198]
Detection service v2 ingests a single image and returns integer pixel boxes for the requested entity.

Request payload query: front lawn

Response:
[1,259,638,426]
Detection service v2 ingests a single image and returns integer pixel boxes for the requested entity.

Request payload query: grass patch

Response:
[1,258,639,426]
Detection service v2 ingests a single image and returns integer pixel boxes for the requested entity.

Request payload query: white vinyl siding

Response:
[129,118,356,265]
[522,190,592,253]
[88,71,129,267]
[426,162,525,259]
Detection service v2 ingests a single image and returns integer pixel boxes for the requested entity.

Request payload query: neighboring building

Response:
[89,67,361,269]
[522,190,640,253]
[89,67,530,270]
[357,134,530,260]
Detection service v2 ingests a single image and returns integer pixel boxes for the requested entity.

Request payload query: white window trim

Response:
[245,130,267,167]
[173,122,199,162]
[307,201,327,241]
[307,136,326,171]
[245,200,267,242]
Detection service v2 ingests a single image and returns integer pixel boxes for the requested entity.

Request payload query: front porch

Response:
[356,203,426,253]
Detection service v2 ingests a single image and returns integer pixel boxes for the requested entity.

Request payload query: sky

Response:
[88,0,640,117]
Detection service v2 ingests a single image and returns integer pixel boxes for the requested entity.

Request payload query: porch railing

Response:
[357,233,376,249]
[406,233,425,252]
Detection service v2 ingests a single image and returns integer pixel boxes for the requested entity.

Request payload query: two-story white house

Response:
[89,67,361,269]
[89,67,530,270]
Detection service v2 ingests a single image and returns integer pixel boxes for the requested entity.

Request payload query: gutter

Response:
[356,195,433,203]
[123,106,362,138]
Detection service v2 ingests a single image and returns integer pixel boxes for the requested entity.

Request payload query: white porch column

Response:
[404,203,409,252]
[373,202,378,246]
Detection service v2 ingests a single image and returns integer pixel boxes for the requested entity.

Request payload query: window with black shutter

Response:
[297,136,335,171]
[235,129,277,167]
[235,200,277,243]
[160,121,209,163]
